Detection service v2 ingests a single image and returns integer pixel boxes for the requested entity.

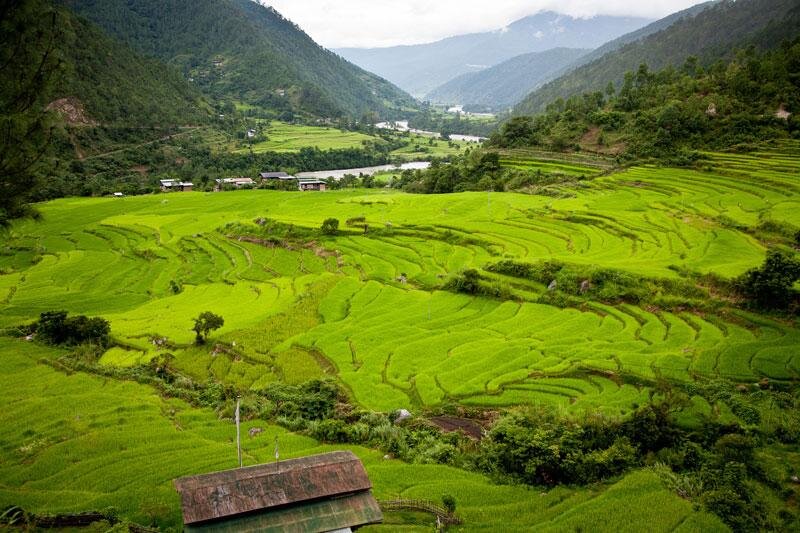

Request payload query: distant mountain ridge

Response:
[425,48,590,111]
[514,0,800,115]
[335,12,653,97]
[61,0,416,118]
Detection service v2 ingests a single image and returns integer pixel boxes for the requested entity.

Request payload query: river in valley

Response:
[296,161,431,181]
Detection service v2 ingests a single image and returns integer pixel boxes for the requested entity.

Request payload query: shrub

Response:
[321,218,339,235]
[441,494,457,514]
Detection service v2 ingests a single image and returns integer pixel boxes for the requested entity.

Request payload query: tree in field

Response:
[192,311,224,344]
[320,217,339,235]
[0,0,63,226]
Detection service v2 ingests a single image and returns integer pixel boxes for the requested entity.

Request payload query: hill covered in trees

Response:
[426,48,590,112]
[60,0,416,119]
[491,41,800,160]
[51,3,210,127]
[514,0,800,115]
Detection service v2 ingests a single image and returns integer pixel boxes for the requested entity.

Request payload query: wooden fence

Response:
[379,499,462,525]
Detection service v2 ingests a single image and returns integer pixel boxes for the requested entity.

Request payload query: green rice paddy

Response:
[0,339,727,532]
[1,142,798,530]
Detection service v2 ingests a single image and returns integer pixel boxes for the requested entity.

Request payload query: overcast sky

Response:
[259,0,705,48]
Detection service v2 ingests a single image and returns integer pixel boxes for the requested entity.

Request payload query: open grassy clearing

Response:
[0,339,727,532]
[236,121,380,153]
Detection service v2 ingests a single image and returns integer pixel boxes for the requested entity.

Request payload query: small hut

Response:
[173,451,382,532]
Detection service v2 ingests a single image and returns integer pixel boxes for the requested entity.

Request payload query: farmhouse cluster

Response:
[159,171,327,194]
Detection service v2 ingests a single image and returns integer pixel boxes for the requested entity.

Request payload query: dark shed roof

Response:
[174,451,381,530]
[260,172,292,179]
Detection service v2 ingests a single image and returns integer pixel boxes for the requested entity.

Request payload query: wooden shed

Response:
[173,451,382,532]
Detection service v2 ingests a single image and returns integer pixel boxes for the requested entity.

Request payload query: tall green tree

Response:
[192,311,224,344]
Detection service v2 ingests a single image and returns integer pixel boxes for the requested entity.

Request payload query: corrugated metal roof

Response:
[174,451,377,526]
[185,491,381,532]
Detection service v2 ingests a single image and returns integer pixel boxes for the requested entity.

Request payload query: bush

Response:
[192,311,224,344]
[321,218,339,235]
[441,494,456,514]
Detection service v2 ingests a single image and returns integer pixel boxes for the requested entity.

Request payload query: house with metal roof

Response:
[173,451,382,532]
[160,179,194,192]
[259,171,296,180]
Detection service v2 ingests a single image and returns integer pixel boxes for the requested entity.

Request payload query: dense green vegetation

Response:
[514,0,800,115]
[50,3,209,127]
[491,42,799,159]
[1,0,62,226]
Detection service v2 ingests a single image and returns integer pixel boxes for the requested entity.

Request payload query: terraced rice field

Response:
[390,133,474,158]
[0,143,798,529]
[238,121,380,153]
[498,147,614,176]
[1,144,798,404]
[0,338,728,532]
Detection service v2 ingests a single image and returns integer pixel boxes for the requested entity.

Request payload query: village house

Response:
[173,451,382,532]
[214,177,255,191]
[160,179,194,192]
[259,171,296,181]
[298,178,327,191]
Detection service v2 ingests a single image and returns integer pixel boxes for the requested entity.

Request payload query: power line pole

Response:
[235,397,242,468]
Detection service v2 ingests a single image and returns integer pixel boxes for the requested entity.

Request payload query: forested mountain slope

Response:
[41,2,209,127]
[61,0,416,118]
[336,12,651,97]
[425,48,590,111]
[490,41,800,160]
[514,0,800,115]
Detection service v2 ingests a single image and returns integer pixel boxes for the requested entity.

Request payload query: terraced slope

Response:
[0,339,726,531]
[296,281,799,411]
[1,144,798,406]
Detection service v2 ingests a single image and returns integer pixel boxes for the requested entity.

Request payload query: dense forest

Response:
[51,4,209,127]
